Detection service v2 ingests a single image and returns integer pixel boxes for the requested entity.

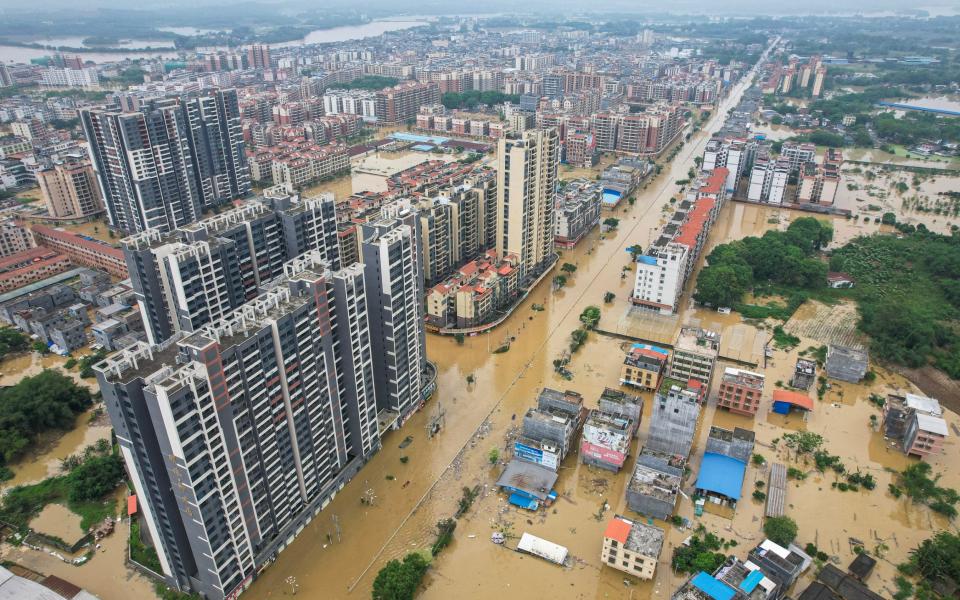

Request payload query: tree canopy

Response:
[0,370,93,465]
[694,217,833,307]
[763,516,798,547]
[372,552,430,600]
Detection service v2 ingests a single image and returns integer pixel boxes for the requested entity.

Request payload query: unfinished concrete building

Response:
[597,387,644,424]
[825,345,868,383]
[515,388,587,470]
[626,450,684,520]
[646,379,703,458]
[671,327,720,387]
[791,358,817,390]
[704,426,756,464]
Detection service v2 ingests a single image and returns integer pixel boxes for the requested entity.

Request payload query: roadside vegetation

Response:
[0,370,94,480]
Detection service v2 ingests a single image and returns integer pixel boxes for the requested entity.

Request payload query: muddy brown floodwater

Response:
[242,72,773,600]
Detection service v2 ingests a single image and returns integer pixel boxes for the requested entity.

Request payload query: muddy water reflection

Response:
[243,73,762,600]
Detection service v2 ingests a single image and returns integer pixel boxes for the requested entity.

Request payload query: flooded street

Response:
[242,70,770,600]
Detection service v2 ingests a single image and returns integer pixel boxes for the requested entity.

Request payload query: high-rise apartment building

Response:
[360,215,427,421]
[0,64,12,88]
[374,81,441,124]
[123,192,340,345]
[95,255,380,600]
[82,90,250,234]
[496,128,560,279]
[37,159,104,219]
[416,173,497,286]
[182,89,251,207]
[247,44,271,70]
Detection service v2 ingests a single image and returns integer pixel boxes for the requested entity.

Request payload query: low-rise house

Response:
[716,367,765,416]
[671,327,720,387]
[555,179,602,249]
[826,272,855,288]
[673,539,809,600]
[694,427,755,510]
[620,343,670,390]
[825,345,868,383]
[791,358,817,389]
[602,515,665,580]
[883,393,948,459]
[515,388,586,470]
[626,449,684,520]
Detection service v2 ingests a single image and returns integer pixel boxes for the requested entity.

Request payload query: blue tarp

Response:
[739,569,765,593]
[695,452,747,501]
[508,493,539,511]
[691,572,736,600]
[636,255,658,265]
[772,401,791,415]
[630,343,670,357]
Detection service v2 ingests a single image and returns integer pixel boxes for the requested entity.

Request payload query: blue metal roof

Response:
[508,493,539,511]
[740,569,764,593]
[695,452,747,501]
[691,572,736,600]
[636,255,658,265]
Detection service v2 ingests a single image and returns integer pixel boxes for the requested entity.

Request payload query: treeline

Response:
[0,370,93,473]
[338,76,399,91]
[694,218,833,308]
[441,91,519,110]
[0,328,28,361]
[829,229,960,377]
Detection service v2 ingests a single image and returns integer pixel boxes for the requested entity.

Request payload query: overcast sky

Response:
[0,0,953,17]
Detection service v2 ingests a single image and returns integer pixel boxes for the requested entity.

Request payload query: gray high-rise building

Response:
[123,192,340,345]
[81,89,250,234]
[95,256,380,600]
[360,212,427,422]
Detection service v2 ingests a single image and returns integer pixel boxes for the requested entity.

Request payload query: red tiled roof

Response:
[31,225,125,260]
[772,390,814,411]
[604,518,631,544]
[699,168,728,195]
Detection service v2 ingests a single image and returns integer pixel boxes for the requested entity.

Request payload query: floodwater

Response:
[31,504,84,542]
[836,166,960,235]
[2,405,112,490]
[242,65,767,600]
[1,489,154,599]
[276,20,430,47]
[0,19,428,64]
[0,352,110,490]
[303,150,457,197]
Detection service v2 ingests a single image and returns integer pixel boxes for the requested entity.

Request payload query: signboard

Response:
[514,441,559,470]
[580,441,627,467]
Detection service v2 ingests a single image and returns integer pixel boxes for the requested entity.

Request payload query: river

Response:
[0,20,430,64]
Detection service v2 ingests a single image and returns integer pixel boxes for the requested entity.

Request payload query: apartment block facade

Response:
[37,159,104,220]
[717,367,766,416]
[95,259,380,600]
[497,128,560,280]
[82,90,250,234]
[123,193,340,345]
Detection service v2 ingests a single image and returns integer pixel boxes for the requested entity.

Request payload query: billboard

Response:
[514,441,559,470]
[580,441,627,467]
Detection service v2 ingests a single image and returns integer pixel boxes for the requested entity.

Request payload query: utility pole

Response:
[332,514,342,542]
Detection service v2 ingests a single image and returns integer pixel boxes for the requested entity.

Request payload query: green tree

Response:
[579,306,601,329]
[603,292,616,304]
[372,552,430,600]
[0,327,28,359]
[603,217,620,229]
[561,263,578,274]
[763,516,798,547]
[488,448,500,465]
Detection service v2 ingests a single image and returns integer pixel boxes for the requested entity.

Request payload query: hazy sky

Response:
[0,0,954,15]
